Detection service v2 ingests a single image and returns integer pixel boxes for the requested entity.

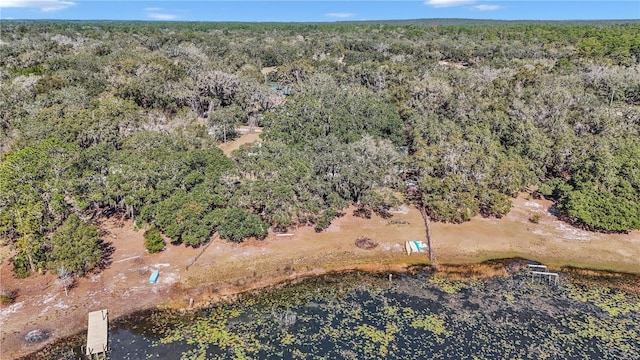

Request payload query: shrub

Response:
[0,290,17,306]
[144,226,165,253]
[560,188,640,232]
[353,206,372,219]
[529,214,541,224]
[12,252,36,279]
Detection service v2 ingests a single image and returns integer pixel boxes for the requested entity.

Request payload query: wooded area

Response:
[1,20,639,277]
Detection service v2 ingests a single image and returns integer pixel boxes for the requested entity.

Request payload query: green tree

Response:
[144,226,165,253]
[134,143,233,246]
[218,208,268,242]
[263,74,404,146]
[1,139,79,275]
[50,214,103,276]
[230,140,322,227]
[144,189,226,246]
[0,139,78,240]
[559,187,640,232]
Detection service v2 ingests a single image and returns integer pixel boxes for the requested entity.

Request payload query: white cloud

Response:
[148,13,177,20]
[144,7,162,12]
[325,12,356,18]
[424,0,475,8]
[0,0,76,12]
[474,4,503,11]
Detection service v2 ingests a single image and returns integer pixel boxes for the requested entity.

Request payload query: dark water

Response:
[25,263,640,359]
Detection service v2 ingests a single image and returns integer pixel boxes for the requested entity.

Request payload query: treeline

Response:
[1,21,639,277]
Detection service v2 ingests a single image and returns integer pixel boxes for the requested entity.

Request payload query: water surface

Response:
[27,264,640,359]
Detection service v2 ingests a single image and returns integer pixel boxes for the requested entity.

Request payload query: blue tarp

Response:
[270,85,291,95]
[148,270,159,284]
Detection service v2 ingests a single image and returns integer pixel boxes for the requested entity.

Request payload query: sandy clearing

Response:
[0,218,201,359]
[217,130,262,156]
[261,66,278,75]
[433,194,640,273]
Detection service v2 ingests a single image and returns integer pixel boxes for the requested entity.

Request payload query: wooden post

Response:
[420,207,436,267]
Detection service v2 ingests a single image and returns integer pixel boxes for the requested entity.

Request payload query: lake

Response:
[24,261,640,359]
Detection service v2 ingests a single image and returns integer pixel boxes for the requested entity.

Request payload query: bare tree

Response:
[56,266,74,297]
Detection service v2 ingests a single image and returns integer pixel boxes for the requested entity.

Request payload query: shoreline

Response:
[18,256,640,359]
[182,256,640,312]
[4,196,640,359]
[15,261,428,360]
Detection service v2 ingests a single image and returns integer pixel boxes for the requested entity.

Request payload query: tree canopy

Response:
[50,214,102,276]
[1,20,639,278]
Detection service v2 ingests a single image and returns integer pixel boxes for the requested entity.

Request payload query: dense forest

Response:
[1,20,639,278]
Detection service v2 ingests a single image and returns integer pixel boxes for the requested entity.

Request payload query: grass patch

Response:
[436,262,510,280]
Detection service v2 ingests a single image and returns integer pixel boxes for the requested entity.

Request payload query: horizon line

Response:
[2,17,639,23]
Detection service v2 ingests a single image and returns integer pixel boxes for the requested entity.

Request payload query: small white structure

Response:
[527,263,559,286]
[527,264,547,271]
[405,240,428,255]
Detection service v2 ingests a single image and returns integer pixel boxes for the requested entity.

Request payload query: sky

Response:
[0,0,638,22]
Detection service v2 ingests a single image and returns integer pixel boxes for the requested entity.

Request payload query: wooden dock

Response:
[527,264,559,286]
[530,270,559,285]
[85,309,108,358]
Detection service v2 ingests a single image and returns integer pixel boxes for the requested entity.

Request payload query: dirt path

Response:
[217,128,262,156]
[2,195,639,358]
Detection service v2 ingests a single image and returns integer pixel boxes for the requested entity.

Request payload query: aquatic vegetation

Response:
[428,275,469,294]
[354,323,399,357]
[27,267,640,360]
[565,283,640,317]
[561,315,639,355]
[503,292,515,302]
[159,307,262,359]
[410,314,451,338]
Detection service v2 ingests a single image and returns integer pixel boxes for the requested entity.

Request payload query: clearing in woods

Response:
[217,126,262,156]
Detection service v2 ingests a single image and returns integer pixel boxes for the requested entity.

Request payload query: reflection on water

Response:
[25,262,640,359]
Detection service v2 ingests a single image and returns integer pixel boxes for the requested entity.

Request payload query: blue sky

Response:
[1,1,638,21]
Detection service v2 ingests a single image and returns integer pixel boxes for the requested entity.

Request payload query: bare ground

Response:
[218,129,262,156]
[1,139,639,360]
[433,193,640,273]
[0,206,426,359]
[0,218,203,359]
